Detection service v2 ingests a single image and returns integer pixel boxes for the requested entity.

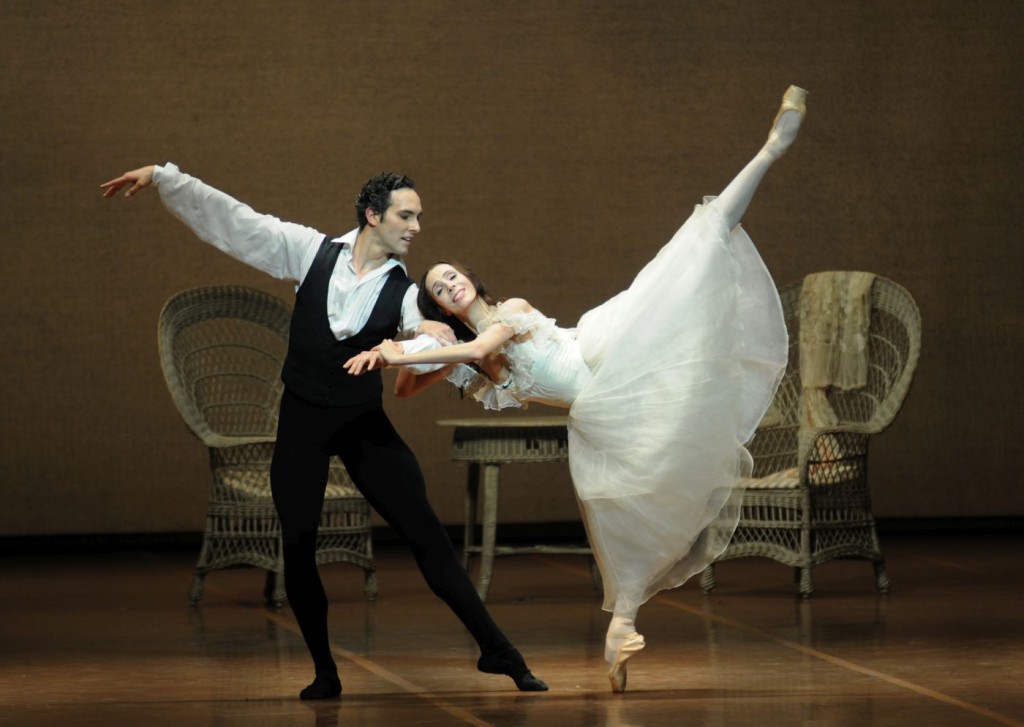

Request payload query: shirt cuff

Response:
[152,162,175,186]
[400,335,447,374]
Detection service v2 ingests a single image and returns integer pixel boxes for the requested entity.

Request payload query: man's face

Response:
[371,188,422,256]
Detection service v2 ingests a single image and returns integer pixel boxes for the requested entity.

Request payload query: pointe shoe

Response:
[477,648,550,692]
[607,632,645,693]
[765,85,808,158]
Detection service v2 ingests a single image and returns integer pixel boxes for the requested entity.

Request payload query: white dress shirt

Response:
[154,163,441,368]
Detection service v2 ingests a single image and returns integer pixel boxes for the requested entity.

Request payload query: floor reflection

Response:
[1,536,1022,726]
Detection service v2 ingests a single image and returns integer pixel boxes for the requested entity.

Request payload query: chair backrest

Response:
[745,283,803,476]
[774,281,805,428]
[812,276,922,432]
[749,274,921,476]
[157,285,292,447]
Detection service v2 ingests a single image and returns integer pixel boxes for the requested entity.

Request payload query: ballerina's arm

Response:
[393,365,455,398]
[344,298,533,374]
[341,323,513,376]
[374,320,515,368]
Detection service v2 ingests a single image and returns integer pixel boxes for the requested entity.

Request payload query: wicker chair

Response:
[157,285,377,607]
[701,274,921,598]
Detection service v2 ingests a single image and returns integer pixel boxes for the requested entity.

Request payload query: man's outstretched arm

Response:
[101,163,322,282]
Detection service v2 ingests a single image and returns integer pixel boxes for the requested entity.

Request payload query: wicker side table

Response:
[437,417,595,601]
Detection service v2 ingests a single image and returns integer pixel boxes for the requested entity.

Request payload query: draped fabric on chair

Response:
[157,285,377,606]
[700,273,922,597]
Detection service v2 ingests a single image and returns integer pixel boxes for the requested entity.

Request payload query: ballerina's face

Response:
[425,263,477,315]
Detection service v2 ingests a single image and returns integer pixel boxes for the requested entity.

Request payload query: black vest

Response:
[280,235,413,406]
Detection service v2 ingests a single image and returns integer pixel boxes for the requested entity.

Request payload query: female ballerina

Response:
[345,85,806,692]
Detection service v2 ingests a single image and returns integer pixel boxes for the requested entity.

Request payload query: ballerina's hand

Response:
[343,350,384,376]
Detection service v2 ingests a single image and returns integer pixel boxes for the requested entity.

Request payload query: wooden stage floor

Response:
[1,533,1022,726]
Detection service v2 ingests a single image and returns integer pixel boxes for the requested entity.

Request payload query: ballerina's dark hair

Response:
[417,260,499,342]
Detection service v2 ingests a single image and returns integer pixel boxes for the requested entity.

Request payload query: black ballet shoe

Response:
[477,648,549,692]
[299,670,342,700]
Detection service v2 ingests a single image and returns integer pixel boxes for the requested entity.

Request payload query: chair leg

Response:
[798,567,814,599]
[265,569,286,609]
[363,568,378,601]
[700,565,716,594]
[189,570,206,605]
[263,570,274,603]
[874,560,891,594]
[475,464,501,602]
[190,527,213,605]
[799,490,814,598]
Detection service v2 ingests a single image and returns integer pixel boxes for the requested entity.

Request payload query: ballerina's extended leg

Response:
[715,85,807,230]
[605,610,645,693]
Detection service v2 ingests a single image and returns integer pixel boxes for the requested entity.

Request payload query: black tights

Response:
[270,390,511,674]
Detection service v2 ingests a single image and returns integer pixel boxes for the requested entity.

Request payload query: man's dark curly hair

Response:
[355,172,416,230]
[417,260,500,342]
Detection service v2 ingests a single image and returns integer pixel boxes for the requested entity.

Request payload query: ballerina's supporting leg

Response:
[605,608,645,693]
[715,85,807,231]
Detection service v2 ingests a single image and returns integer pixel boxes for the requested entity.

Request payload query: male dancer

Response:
[101,164,547,699]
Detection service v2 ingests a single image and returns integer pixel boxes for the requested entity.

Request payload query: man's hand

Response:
[100,165,156,198]
[417,319,456,346]
[376,339,404,363]
[343,350,385,376]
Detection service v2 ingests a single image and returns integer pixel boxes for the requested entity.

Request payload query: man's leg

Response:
[335,407,547,691]
[335,407,508,650]
[270,390,340,698]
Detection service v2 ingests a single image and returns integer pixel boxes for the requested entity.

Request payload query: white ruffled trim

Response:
[443,304,563,411]
[486,305,561,404]
[446,364,488,397]
[446,363,524,411]
[478,304,550,337]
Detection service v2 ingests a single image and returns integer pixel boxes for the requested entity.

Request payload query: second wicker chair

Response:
[701,273,922,598]
[157,285,377,607]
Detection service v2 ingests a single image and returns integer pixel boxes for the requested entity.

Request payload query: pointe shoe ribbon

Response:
[607,632,645,694]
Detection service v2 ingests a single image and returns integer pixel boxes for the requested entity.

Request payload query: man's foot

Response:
[477,647,549,692]
[299,670,342,700]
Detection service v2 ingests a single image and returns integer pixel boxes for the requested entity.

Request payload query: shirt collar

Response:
[332,228,360,247]
[332,228,409,273]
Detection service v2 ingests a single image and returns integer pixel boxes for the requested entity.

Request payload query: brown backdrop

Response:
[2,1,1021,536]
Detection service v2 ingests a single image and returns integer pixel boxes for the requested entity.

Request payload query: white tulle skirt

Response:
[569,198,787,614]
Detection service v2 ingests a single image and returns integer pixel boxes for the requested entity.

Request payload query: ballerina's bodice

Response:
[447,306,593,410]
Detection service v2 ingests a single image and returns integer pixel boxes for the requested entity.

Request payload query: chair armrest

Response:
[202,434,277,448]
[747,423,800,477]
